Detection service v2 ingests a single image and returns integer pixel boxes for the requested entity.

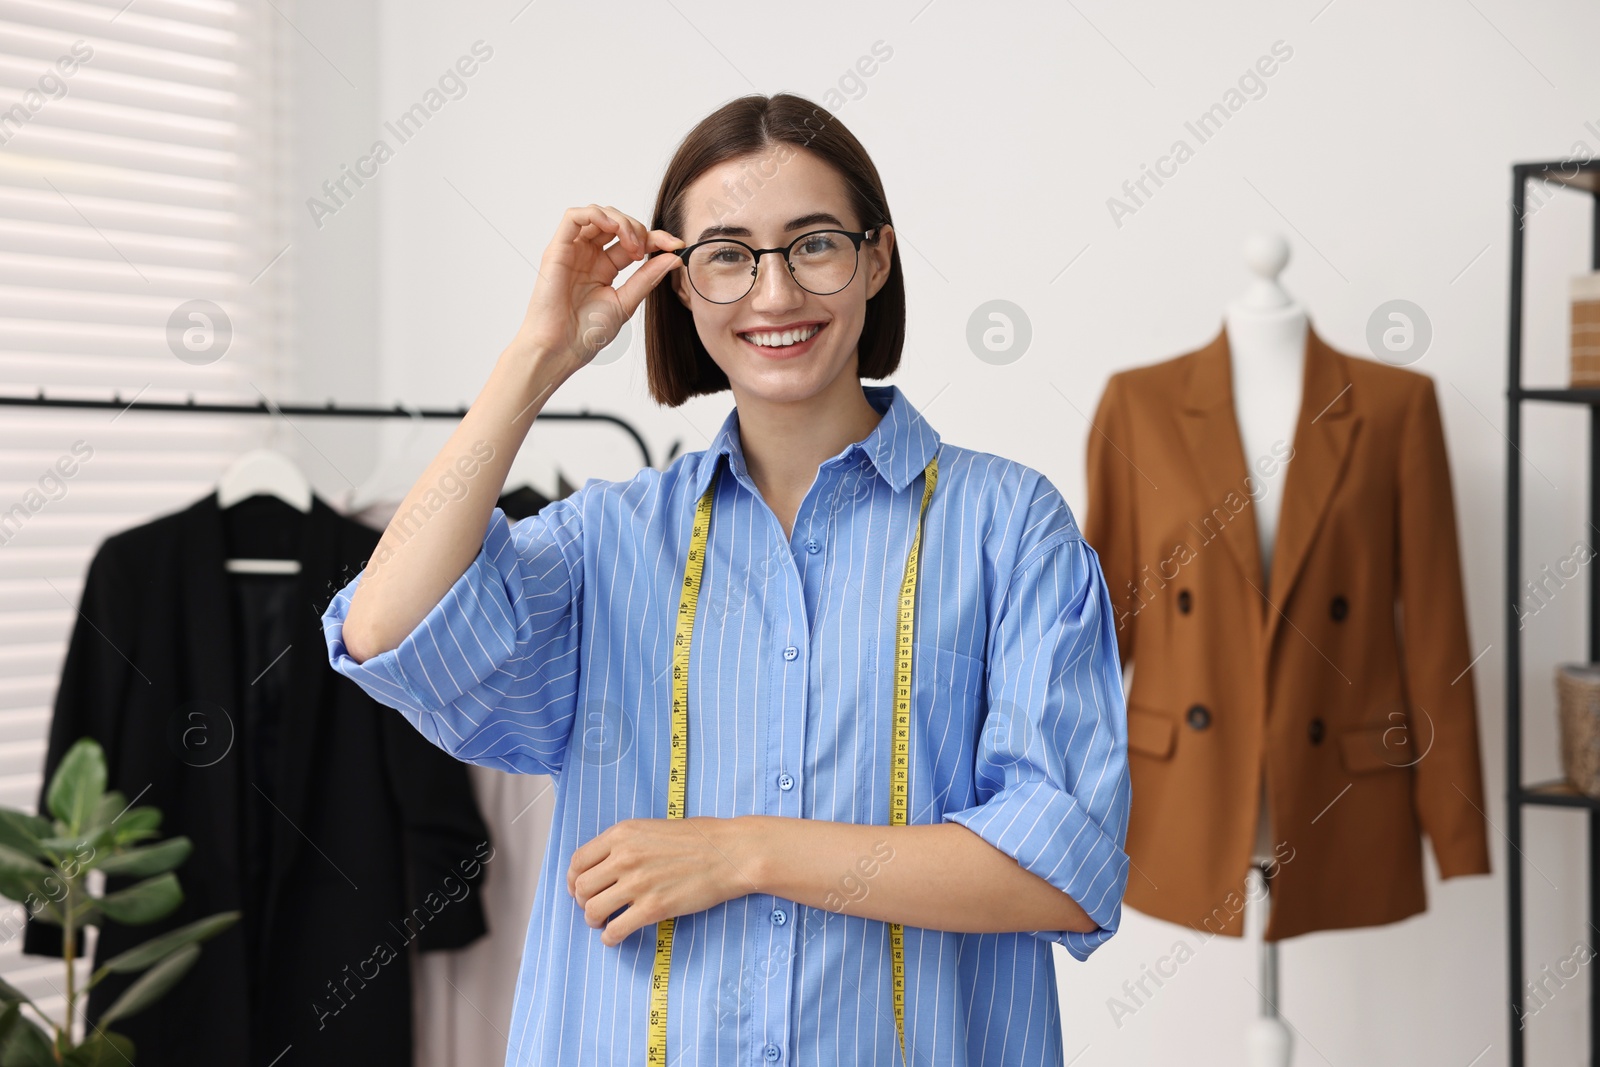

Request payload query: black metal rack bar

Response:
[0,391,654,469]
[1505,156,1600,1067]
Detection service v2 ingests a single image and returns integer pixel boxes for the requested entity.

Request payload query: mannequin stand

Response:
[1245,862,1292,1066]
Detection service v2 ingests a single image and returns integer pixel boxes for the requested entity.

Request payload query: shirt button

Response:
[804,537,820,554]
[771,908,788,926]
[763,1044,782,1062]
[783,645,798,661]
[777,773,794,791]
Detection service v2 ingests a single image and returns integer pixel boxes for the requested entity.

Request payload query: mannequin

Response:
[1223,231,1305,1067]
[1089,229,1490,1055]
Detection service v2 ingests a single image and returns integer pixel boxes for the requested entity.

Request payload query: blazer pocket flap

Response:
[1127,707,1175,759]
[1339,725,1405,774]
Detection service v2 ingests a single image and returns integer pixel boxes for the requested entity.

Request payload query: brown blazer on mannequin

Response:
[1083,319,1491,941]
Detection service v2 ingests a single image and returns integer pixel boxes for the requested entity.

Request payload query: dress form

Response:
[1222,232,1305,1067]
[1225,234,1307,867]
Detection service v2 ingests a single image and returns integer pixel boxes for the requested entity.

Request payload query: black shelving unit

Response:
[1507,157,1600,1066]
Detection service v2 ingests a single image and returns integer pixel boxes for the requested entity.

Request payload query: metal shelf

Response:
[1505,156,1600,1067]
[1519,781,1600,810]
[1515,388,1600,405]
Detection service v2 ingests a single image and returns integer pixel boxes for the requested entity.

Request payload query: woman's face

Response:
[669,147,895,407]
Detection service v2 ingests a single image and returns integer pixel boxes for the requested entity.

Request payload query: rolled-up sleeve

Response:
[322,502,585,776]
[942,530,1132,962]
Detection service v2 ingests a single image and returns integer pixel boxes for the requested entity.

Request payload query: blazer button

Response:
[1177,589,1192,614]
[1308,717,1326,745]
[1185,704,1211,730]
[1330,595,1349,621]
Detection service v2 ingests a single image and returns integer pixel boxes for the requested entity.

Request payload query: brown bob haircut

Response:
[644,93,905,407]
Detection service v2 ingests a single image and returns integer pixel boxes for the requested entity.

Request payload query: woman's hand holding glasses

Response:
[513,203,685,379]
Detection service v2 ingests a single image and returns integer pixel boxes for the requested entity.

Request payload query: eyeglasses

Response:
[650,227,881,304]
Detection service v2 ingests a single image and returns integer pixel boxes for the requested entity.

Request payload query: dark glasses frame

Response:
[648,227,883,304]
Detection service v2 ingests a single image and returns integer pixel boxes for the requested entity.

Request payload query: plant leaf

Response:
[35,836,97,861]
[110,808,161,847]
[85,792,126,834]
[0,847,62,916]
[98,943,199,1029]
[0,976,33,1009]
[0,846,48,883]
[0,1005,56,1067]
[45,739,106,837]
[62,1032,136,1067]
[0,812,50,860]
[0,869,50,904]
[91,911,238,986]
[96,873,182,925]
[5,879,63,925]
[94,838,191,879]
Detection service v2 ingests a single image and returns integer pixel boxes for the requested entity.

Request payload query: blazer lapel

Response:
[258,496,342,949]
[1179,325,1268,632]
[1263,323,1360,647]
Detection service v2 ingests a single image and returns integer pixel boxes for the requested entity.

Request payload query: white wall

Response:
[290,1,1600,1062]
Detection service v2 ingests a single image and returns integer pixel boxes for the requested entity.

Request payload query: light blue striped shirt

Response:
[322,383,1131,1066]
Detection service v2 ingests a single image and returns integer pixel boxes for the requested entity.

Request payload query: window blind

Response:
[0,0,286,1031]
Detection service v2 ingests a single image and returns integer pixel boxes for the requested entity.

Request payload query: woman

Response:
[324,93,1130,1066]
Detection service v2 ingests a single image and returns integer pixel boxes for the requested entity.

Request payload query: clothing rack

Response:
[0,390,656,469]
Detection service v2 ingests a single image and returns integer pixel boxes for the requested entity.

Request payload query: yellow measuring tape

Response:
[647,451,939,1066]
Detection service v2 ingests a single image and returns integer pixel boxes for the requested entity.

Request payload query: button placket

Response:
[754,485,808,1065]
[759,462,834,1062]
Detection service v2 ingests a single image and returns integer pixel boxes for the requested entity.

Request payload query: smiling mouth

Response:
[738,323,826,350]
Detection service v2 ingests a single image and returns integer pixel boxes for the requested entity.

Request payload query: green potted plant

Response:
[0,738,238,1064]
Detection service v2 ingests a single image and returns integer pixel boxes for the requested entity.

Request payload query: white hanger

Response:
[218,448,311,575]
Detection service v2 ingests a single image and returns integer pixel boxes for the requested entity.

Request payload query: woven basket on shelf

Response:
[1558,663,1600,797]
[1574,272,1600,387]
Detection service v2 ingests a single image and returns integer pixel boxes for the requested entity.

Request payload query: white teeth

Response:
[740,324,822,348]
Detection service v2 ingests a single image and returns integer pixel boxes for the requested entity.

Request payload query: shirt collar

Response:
[690,384,941,500]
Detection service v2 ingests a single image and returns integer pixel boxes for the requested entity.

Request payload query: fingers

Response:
[601,899,656,947]
[572,862,620,912]
[557,204,649,257]
[615,236,685,318]
[553,204,621,248]
[582,879,632,930]
[567,832,611,897]
[602,227,683,272]
[595,204,647,255]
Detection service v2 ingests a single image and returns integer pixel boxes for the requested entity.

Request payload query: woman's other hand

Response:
[567,816,761,947]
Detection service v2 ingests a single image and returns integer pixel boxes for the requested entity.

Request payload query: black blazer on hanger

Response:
[23,493,490,1066]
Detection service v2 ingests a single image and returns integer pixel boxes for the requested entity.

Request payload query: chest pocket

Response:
[912,641,987,819]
